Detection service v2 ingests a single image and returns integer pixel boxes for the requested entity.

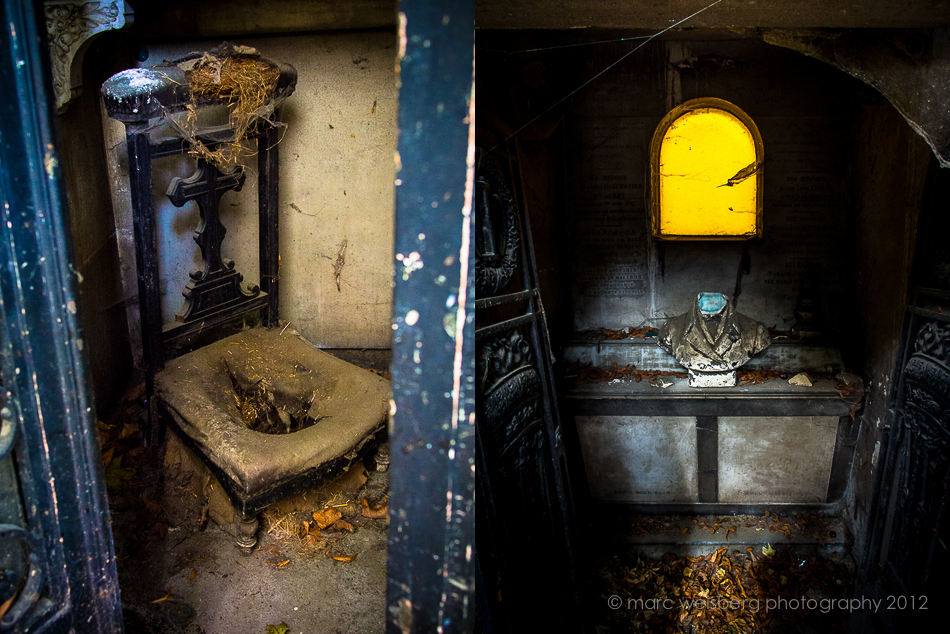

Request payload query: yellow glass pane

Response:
[657,106,760,238]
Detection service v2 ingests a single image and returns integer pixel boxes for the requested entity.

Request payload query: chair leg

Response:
[374,443,390,472]
[235,513,258,554]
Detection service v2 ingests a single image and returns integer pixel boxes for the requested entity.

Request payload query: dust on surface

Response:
[99,381,390,633]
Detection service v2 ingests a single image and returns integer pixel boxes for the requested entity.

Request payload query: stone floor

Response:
[118,521,387,634]
[586,512,856,633]
[100,382,390,634]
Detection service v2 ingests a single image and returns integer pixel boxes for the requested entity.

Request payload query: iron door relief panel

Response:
[576,415,697,503]
[718,416,838,503]
[887,321,950,594]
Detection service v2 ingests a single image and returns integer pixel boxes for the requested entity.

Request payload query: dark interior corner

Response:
[474,2,950,633]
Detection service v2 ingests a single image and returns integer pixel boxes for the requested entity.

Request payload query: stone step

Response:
[594,513,848,559]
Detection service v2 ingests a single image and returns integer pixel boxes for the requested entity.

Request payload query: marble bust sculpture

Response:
[658,292,771,386]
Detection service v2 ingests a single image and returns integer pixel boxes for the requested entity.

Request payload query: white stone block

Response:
[688,369,736,387]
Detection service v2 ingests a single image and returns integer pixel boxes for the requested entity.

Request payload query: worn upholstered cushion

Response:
[154,327,390,502]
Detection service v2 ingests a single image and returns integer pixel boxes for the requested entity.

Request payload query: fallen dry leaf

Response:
[0,595,14,620]
[266,558,291,567]
[150,587,172,604]
[141,495,163,516]
[332,555,354,562]
[335,520,355,533]
[313,508,342,529]
[361,499,389,520]
[118,422,138,440]
[123,445,149,467]
[120,382,146,403]
[189,569,197,581]
[101,446,115,469]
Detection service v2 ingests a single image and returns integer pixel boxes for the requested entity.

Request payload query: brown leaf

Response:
[335,520,355,533]
[189,569,197,581]
[313,508,342,529]
[120,382,146,403]
[150,588,172,604]
[266,558,291,567]
[101,446,115,469]
[302,533,323,550]
[148,519,168,540]
[141,495,163,516]
[0,595,14,620]
[360,498,389,520]
[124,446,149,467]
[118,422,138,440]
[332,555,354,562]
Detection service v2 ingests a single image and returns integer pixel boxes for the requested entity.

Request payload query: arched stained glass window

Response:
[650,98,763,240]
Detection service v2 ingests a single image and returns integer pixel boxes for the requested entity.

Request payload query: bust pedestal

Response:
[688,368,736,387]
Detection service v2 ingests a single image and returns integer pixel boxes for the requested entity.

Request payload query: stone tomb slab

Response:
[718,416,838,504]
[575,415,697,503]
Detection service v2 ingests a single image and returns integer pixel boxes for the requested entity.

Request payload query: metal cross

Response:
[167,161,246,274]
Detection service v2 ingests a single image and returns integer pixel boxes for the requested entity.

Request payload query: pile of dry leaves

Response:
[594,545,853,633]
[97,384,168,549]
[261,490,390,565]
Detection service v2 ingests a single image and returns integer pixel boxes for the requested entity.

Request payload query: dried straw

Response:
[180,55,280,172]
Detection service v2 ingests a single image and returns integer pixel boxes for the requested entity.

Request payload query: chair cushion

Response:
[154,327,390,503]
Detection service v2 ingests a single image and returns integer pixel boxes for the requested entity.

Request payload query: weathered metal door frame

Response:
[852,286,950,632]
[0,0,123,631]
[385,1,477,632]
[473,141,586,632]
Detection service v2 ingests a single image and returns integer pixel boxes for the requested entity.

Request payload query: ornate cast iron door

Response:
[857,294,950,633]
[475,148,585,632]
[0,1,122,631]
[887,322,950,594]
